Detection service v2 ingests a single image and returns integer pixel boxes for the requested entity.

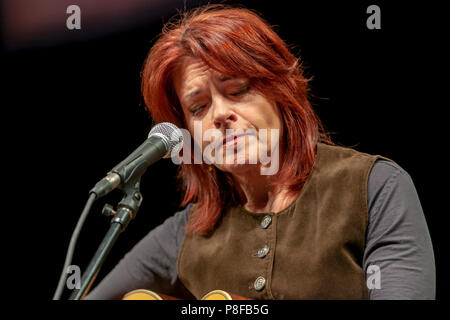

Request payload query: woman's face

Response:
[173,57,282,175]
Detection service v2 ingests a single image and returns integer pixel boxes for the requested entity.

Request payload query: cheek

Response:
[268,102,282,128]
[272,107,283,145]
[254,101,282,130]
[258,101,283,149]
[186,117,214,148]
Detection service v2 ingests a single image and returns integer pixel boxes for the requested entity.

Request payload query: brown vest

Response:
[177,143,386,299]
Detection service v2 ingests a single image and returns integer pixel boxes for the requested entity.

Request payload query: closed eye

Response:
[190,105,206,116]
[230,86,250,96]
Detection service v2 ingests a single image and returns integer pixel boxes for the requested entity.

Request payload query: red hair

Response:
[141,4,331,234]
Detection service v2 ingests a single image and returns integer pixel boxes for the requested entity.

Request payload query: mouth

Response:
[223,135,239,147]
[208,132,255,150]
[222,133,254,148]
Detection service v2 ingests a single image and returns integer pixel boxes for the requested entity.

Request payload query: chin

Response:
[214,151,260,175]
[216,162,259,176]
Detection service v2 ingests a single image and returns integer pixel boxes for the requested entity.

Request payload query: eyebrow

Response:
[183,76,232,101]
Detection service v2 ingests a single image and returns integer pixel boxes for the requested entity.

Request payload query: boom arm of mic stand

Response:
[69,179,143,300]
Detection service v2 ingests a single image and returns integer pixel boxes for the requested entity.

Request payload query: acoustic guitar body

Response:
[123,289,248,300]
[122,289,180,300]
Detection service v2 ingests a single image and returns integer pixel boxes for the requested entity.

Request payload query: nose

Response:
[212,96,237,129]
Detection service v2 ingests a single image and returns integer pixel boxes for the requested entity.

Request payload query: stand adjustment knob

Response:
[102,203,116,217]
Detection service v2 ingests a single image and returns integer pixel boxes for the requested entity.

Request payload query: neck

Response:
[231,168,294,214]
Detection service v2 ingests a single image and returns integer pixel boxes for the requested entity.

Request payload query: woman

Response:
[85,4,435,300]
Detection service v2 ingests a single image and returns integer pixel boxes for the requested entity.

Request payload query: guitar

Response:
[122,289,249,300]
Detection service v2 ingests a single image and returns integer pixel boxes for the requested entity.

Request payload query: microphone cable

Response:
[52,192,97,300]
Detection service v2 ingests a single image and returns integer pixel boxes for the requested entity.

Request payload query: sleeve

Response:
[84,203,193,300]
[363,160,436,299]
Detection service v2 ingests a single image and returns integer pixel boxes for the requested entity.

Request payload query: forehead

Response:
[173,57,226,95]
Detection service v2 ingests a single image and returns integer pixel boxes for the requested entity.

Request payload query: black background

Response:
[2,0,447,301]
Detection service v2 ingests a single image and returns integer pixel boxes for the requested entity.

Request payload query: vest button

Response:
[260,215,272,229]
[253,276,266,291]
[256,245,270,258]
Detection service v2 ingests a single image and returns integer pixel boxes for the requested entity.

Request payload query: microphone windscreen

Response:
[149,122,184,158]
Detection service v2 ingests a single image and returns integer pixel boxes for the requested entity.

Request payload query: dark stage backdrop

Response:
[2,0,446,300]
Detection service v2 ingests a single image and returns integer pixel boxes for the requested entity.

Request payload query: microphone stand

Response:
[69,177,143,300]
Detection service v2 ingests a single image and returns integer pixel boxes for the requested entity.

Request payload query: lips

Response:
[223,132,258,148]
[209,132,255,149]
[223,134,240,147]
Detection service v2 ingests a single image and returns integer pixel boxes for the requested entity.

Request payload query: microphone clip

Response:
[112,178,143,230]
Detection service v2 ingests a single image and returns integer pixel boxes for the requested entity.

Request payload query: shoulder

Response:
[369,159,408,184]
[314,144,384,188]
[158,203,193,235]
[125,203,194,262]
[367,159,414,207]
[173,203,194,224]
[366,159,426,236]
[316,143,382,173]
[318,143,378,160]
[139,203,194,249]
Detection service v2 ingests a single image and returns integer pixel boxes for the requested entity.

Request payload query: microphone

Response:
[90,122,183,199]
